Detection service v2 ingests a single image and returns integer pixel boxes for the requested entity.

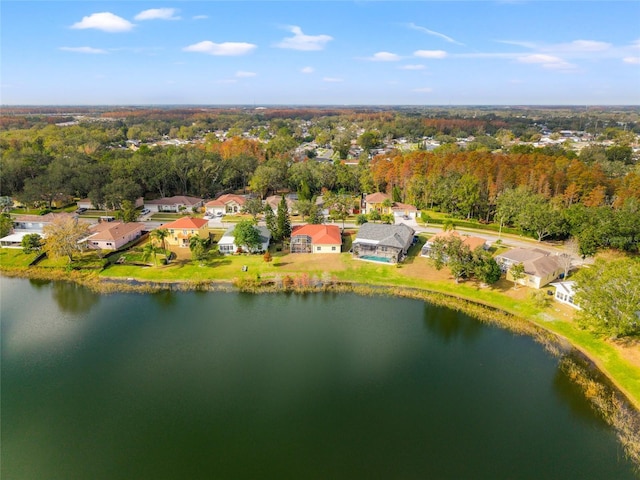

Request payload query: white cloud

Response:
[276,26,333,51]
[236,71,257,78]
[399,64,425,70]
[413,87,433,93]
[193,15,208,20]
[623,56,640,64]
[71,12,134,33]
[367,52,401,62]
[135,8,181,21]
[183,41,256,56]
[323,77,343,82]
[557,40,611,52]
[59,46,108,54]
[301,66,315,74]
[517,54,575,70]
[414,50,447,59]
[407,23,464,46]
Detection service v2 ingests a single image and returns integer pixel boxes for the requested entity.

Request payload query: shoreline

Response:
[2,266,639,467]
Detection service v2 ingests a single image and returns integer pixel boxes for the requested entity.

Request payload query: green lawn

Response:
[0,249,40,267]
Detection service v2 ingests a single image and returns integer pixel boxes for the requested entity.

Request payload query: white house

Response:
[550,281,580,309]
[144,196,204,213]
[218,225,271,254]
[204,194,247,217]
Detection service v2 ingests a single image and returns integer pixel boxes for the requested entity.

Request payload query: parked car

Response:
[140,208,151,215]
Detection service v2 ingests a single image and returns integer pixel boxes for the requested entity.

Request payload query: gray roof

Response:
[222,225,271,243]
[355,223,415,249]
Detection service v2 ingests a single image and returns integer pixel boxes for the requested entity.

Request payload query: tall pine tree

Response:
[264,203,277,239]
[276,195,291,241]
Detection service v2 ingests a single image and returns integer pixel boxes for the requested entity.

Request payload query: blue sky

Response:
[2,1,639,105]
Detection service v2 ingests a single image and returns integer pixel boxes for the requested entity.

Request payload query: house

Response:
[218,225,271,254]
[352,223,415,263]
[160,217,209,248]
[204,194,247,216]
[364,192,393,214]
[84,222,145,251]
[290,224,342,254]
[12,212,78,233]
[265,194,297,215]
[77,197,143,211]
[144,196,204,213]
[421,230,487,257]
[1,212,80,248]
[550,281,580,309]
[363,192,418,221]
[391,202,418,221]
[496,248,562,289]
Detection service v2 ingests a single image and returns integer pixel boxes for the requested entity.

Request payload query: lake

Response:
[1,276,636,479]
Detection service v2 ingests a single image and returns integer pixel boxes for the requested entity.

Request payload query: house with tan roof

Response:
[421,230,487,258]
[204,194,247,216]
[290,224,342,254]
[13,212,78,233]
[496,247,562,289]
[84,222,145,251]
[160,217,209,247]
[265,194,297,215]
[364,192,418,221]
[144,196,204,213]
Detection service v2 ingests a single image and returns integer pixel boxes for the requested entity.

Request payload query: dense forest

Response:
[1,106,638,257]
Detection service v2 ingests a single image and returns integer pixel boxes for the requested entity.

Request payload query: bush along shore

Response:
[1,266,639,470]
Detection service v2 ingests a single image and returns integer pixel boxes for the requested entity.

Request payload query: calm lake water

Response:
[1,276,636,479]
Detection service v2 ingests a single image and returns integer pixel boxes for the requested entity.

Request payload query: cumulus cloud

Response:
[367,52,401,62]
[301,66,315,74]
[407,23,464,46]
[413,87,433,93]
[276,26,332,51]
[323,77,343,82]
[134,8,181,21]
[399,64,426,70]
[183,41,256,56]
[59,46,108,54]
[623,56,640,64]
[517,54,575,70]
[71,12,134,32]
[236,71,257,77]
[414,50,447,59]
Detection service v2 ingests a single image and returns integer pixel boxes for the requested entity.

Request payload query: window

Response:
[332,246,336,251]
[317,246,321,251]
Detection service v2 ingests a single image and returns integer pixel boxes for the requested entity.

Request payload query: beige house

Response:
[496,248,562,289]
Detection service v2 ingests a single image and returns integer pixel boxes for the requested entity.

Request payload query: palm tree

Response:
[151,228,169,252]
[142,243,159,266]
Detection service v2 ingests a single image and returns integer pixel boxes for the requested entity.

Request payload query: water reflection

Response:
[152,289,178,309]
[29,278,51,289]
[422,303,482,343]
[552,363,607,428]
[51,281,99,314]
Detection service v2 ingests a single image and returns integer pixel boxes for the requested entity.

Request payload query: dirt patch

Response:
[273,253,347,272]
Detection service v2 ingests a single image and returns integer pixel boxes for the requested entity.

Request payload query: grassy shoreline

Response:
[2,252,639,468]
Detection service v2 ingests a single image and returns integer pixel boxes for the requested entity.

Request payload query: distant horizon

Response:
[2,1,639,105]
[3,103,639,109]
